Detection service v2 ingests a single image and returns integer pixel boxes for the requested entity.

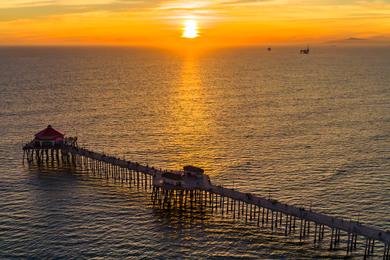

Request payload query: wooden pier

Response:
[23,140,390,259]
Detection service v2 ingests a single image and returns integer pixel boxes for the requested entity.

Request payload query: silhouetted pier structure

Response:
[23,127,390,259]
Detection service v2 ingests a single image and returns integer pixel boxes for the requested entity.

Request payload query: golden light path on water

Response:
[168,53,220,171]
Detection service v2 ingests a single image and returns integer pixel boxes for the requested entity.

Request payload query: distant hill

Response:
[325,36,390,46]
[345,37,366,41]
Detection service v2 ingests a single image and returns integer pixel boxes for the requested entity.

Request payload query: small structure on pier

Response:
[153,166,211,190]
[161,172,184,186]
[33,125,64,147]
[183,165,204,178]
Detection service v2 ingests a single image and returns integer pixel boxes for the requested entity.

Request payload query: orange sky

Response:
[0,0,389,48]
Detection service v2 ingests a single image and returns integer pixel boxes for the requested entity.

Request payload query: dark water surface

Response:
[0,46,389,258]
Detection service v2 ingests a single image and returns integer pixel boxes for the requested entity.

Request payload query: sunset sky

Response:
[1,0,389,48]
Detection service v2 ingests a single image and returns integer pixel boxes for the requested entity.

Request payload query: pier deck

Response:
[23,142,390,259]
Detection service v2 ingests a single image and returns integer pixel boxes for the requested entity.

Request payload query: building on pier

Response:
[33,125,65,147]
[183,165,211,188]
[25,125,78,149]
[183,165,204,178]
[161,172,184,186]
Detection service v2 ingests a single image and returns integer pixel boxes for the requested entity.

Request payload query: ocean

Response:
[0,46,389,258]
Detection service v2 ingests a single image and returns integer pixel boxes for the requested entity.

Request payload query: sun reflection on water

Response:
[167,54,217,172]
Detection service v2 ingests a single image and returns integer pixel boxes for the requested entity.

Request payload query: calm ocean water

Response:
[0,46,389,259]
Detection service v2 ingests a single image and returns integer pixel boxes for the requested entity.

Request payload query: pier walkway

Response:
[23,142,390,259]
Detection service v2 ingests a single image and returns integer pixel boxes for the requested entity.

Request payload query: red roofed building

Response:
[34,125,64,146]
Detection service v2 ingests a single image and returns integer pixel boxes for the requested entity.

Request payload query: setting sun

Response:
[182,19,199,39]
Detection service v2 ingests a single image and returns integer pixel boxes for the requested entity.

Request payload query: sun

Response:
[182,19,199,39]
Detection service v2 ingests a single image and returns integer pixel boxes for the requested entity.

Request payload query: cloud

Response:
[0,1,54,8]
[0,0,148,10]
[346,37,366,40]
[56,0,116,5]
[0,0,153,21]
[218,0,277,6]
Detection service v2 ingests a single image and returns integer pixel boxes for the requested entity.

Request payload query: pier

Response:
[23,126,390,259]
